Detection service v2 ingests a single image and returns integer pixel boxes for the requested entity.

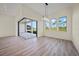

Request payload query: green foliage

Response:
[51,28,57,31]
[59,27,67,32]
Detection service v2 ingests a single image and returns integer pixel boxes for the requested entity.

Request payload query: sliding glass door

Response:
[32,21,37,35]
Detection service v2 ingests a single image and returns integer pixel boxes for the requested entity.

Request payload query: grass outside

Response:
[59,27,67,32]
[44,27,67,32]
[51,28,57,31]
[44,27,57,32]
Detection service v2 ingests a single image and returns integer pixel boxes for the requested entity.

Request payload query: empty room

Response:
[0,3,79,56]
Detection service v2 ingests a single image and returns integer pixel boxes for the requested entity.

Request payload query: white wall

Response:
[19,23,25,33]
[44,7,72,41]
[0,4,19,37]
[15,4,44,37]
[0,4,44,38]
[22,5,44,37]
[38,18,44,37]
[0,14,16,37]
[72,4,79,53]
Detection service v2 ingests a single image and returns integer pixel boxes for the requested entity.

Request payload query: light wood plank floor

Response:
[0,36,79,56]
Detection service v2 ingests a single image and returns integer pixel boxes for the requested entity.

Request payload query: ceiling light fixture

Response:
[43,3,49,22]
[43,3,49,35]
[45,3,48,18]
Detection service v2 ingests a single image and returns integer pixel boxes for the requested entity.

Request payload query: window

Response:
[44,16,67,32]
[50,18,57,31]
[44,20,50,31]
[58,16,67,31]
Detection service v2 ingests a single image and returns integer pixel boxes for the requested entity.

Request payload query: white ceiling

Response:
[0,3,76,17]
[25,3,74,16]
[0,3,20,16]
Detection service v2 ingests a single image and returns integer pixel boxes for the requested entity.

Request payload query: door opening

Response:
[18,17,38,39]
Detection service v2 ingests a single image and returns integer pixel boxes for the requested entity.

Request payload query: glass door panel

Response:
[32,21,37,36]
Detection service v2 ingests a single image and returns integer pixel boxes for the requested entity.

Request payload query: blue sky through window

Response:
[32,21,36,28]
[51,18,57,28]
[44,21,50,28]
[59,16,67,27]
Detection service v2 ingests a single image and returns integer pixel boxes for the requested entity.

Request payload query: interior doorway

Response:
[18,17,38,39]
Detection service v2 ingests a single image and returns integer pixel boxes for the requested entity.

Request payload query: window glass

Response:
[50,18,57,31]
[44,20,50,31]
[58,16,67,31]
